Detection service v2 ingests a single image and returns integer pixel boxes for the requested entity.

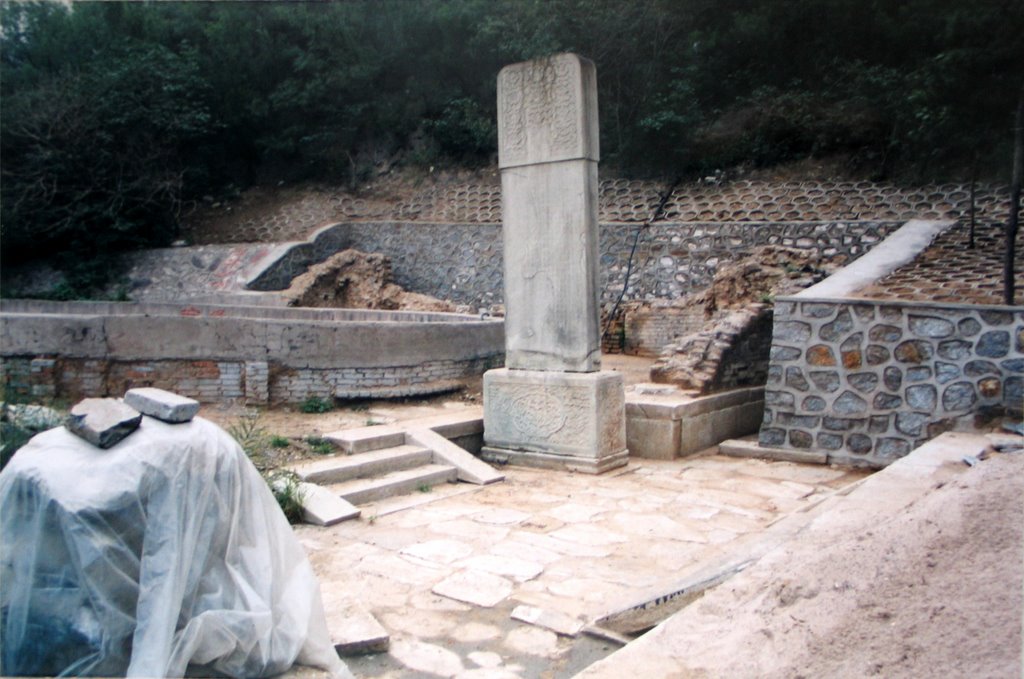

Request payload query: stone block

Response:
[500,160,601,372]
[124,387,200,423]
[626,417,680,460]
[433,570,514,608]
[298,482,360,526]
[497,53,599,169]
[482,368,626,467]
[511,605,584,637]
[406,428,504,485]
[66,398,142,449]
[328,597,389,656]
[719,438,827,465]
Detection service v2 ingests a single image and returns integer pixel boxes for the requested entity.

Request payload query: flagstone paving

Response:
[295,453,868,678]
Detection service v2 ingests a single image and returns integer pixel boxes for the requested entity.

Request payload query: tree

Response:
[1006,84,1023,305]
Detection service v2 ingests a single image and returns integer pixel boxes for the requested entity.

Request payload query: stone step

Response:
[324,425,406,454]
[322,409,484,454]
[326,464,458,505]
[288,445,432,485]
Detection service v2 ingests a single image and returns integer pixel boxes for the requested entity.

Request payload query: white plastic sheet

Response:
[0,415,352,678]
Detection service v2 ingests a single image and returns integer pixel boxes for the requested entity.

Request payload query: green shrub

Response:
[299,396,332,414]
[267,471,305,524]
[304,436,334,455]
[1,402,66,471]
[270,435,291,448]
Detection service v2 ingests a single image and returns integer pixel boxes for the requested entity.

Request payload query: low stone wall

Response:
[760,298,1024,467]
[247,220,901,310]
[0,301,504,404]
[625,385,765,460]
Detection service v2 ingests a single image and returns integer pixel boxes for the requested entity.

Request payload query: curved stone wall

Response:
[0,301,504,404]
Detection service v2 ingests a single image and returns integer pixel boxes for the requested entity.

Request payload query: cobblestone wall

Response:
[250,220,900,309]
[760,299,1024,467]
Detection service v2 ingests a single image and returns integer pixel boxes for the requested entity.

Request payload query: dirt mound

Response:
[581,443,1023,679]
[648,246,840,391]
[694,245,840,317]
[283,249,455,312]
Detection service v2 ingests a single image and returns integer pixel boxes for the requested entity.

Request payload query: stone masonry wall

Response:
[760,298,1024,467]
[249,220,900,310]
[1,301,504,405]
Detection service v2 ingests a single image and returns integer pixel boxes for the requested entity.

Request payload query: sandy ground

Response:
[579,435,1024,679]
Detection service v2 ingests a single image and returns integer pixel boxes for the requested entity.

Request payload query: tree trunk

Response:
[968,154,978,249]
[1005,84,1023,305]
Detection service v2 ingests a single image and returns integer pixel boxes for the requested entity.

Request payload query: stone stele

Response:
[484,52,627,474]
[497,52,601,372]
[65,398,142,449]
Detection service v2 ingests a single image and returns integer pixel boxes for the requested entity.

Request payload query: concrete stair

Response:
[324,463,458,505]
[290,444,433,485]
[286,410,503,525]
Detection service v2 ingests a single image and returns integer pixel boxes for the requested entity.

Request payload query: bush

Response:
[303,436,334,456]
[267,471,305,524]
[299,396,333,414]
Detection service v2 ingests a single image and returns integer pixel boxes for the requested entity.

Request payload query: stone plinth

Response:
[482,369,627,474]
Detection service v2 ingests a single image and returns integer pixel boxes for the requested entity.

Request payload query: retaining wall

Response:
[760,298,1024,467]
[0,301,504,404]
[248,220,901,310]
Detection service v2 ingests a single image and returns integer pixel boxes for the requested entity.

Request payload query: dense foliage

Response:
[2,0,1022,273]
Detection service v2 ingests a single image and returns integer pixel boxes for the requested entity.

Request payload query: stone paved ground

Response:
[856,220,1023,306]
[293,454,867,678]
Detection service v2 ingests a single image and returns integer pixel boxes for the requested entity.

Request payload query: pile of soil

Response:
[589,446,1023,678]
[693,245,840,318]
[648,246,839,390]
[283,249,455,312]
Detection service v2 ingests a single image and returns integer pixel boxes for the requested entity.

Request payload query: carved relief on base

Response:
[482,368,625,458]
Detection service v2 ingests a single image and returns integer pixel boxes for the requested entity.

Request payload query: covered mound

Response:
[0,416,350,678]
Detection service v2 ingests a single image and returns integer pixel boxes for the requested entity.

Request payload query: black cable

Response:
[601,177,682,343]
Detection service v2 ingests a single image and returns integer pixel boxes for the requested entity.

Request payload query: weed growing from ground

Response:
[270,435,290,448]
[226,412,305,521]
[300,396,333,414]
[267,471,305,524]
[227,411,270,467]
[304,436,334,455]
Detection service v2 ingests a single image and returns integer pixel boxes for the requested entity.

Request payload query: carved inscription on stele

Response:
[497,53,596,168]
[487,382,589,444]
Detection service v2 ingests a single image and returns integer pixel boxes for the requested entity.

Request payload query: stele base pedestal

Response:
[481,368,628,474]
